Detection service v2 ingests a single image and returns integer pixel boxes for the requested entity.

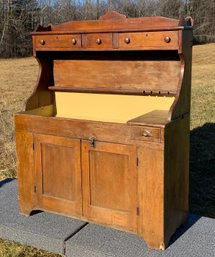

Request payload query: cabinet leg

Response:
[18,197,37,217]
[18,204,33,217]
[141,215,189,250]
[139,233,169,250]
[19,210,31,217]
[19,206,42,217]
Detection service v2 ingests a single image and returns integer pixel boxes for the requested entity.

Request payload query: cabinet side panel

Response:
[164,116,189,243]
[169,30,193,119]
[137,144,165,249]
[15,129,36,215]
[26,58,54,111]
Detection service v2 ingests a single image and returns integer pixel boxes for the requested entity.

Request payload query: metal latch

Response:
[142,129,152,137]
[89,136,96,148]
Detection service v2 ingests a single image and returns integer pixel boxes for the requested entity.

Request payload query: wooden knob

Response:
[124,38,130,44]
[40,40,45,45]
[96,38,102,45]
[72,38,76,45]
[164,36,171,43]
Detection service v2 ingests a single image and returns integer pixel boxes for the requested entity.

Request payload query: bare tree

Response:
[0,0,214,57]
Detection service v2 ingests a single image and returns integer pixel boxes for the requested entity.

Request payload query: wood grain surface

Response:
[16,11,192,250]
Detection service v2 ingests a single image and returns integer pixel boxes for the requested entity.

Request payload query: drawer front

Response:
[119,31,178,49]
[131,127,161,142]
[85,33,112,49]
[35,34,81,50]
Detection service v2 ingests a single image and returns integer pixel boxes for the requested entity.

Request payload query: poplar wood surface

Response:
[16,11,192,250]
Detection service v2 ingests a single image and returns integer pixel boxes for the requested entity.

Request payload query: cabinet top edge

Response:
[32,11,193,34]
[31,27,190,36]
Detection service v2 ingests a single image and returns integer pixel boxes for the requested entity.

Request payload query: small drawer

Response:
[130,127,161,142]
[85,33,112,49]
[119,31,179,49]
[35,34,81,50]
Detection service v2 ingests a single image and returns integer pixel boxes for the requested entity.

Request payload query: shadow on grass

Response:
[0,178,14,188]
[190,122,215,218]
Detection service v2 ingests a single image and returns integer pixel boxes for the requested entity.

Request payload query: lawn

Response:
[0,43,215,256]
[0,238,61,257]
[189,43,215,217]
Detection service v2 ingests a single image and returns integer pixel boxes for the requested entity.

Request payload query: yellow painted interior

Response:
[55,92,175,123]
[24,105,54,116]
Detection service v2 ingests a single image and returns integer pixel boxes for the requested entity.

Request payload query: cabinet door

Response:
[82,140,137,232]
[34,134,82,217]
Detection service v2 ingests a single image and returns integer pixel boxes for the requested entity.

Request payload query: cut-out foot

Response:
[139,232,170,250]
[19,208,43,217]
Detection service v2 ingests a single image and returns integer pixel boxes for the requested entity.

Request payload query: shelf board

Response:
[48,86,176,96]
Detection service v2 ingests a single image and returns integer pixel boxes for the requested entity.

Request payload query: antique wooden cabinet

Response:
[15,11,193,250]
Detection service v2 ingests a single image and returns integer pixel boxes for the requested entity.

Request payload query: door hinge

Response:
[136,158,139,166]
[34,185,37,193]
[136,207,140,216]
[33,143,35,150]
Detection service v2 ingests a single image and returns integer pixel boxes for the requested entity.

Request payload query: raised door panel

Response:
[34,134,82,217]
[82,140,137,232]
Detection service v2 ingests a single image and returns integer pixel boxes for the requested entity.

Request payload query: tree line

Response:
[0,0,214,57]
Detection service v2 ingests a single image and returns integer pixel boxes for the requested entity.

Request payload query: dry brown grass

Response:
[0,58,38,180]
[189,44,215,218]
[191,43,215,128]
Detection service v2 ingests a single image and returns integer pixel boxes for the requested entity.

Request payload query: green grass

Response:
[0,43,215,256]
[0,239,61,257]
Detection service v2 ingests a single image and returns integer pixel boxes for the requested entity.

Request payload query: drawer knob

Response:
[72,38,76,45]
[164,36,171,43]
[96,38,102,45]
[124,37,130,44]
[142,130,152,137]
[40,40,45,45]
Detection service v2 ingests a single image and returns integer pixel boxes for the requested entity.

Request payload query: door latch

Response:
[89,136,96,148]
